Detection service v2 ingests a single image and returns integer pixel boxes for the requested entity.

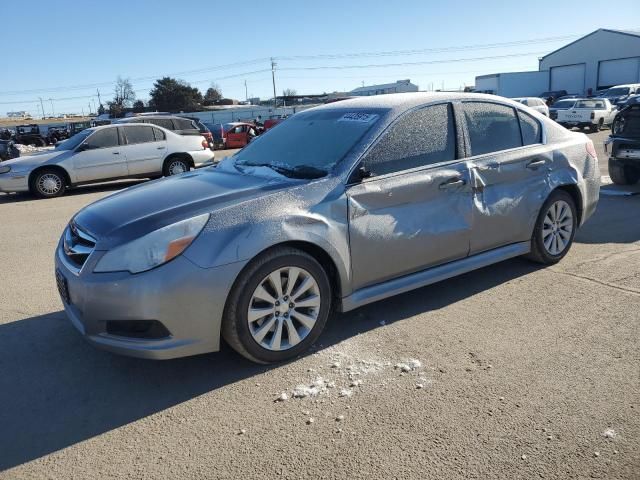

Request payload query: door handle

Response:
[157,146,166,150]
[112,152,120,155]
[439,177,466,190]
[526,159,546,169]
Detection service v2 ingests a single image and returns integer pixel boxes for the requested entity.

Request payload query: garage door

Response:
[550,64,586,95]
[598,57,640,89]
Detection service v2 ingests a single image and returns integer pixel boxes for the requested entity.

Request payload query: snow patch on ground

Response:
[15,144,54,154]
[603,428,617,439]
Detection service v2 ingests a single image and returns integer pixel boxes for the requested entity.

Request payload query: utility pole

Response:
[49,98,55,117]
[38,97,45,119]
[271,58,278,110]
[88,102,92,115]
[96,88,102,109]
[244,80,248,102]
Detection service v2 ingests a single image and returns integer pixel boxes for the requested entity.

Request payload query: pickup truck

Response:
[557,98,616,132]
[604,104,640,185]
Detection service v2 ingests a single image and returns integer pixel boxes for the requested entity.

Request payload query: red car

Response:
[224,122,259,149]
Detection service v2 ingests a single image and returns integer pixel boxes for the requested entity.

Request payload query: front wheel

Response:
[222,247,332,364]
[30,169,66,198]
[526,190,577,265]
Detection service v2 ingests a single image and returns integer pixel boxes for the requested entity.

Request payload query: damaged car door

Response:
[461,101,551,254]
[347,103,472,290]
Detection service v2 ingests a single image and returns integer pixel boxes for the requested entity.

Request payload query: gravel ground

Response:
[0,131,638,479]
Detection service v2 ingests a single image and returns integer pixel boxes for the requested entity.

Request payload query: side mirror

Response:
[358,165,373,179]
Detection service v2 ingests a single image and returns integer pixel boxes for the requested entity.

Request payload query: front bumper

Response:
[55,240,245,359]
[0,171,30,193]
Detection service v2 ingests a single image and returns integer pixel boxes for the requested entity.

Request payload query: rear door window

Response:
[84,128,119,149]
[363,103,456,176]
[123,125,156,144]
[462,102,523,156]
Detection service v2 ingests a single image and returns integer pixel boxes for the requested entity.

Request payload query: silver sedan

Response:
[0,123,215,197]
[54,93,599,363]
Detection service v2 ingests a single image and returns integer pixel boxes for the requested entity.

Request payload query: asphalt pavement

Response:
[0,133,638,479]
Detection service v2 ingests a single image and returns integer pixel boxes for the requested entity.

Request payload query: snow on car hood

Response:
[72,167,296,249]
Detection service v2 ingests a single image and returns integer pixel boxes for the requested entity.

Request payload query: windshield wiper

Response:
[238,162,327,179]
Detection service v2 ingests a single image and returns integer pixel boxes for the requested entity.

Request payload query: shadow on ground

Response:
[575,195,640,244]
[0,180,147,204]
[0,258,540,471]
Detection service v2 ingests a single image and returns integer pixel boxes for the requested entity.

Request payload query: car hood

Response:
[73,167,296,249]
[3,150,67,169]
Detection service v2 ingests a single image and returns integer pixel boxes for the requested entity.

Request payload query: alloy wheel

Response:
[542,200,573,255]
[247,266,321,351]
[168,161,187,175]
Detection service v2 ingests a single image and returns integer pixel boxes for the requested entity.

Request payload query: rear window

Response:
[146,118,174,130]
[174,118,197,130]
[463,102,522,156]
[552,100,576,109]
[575,100,605,109]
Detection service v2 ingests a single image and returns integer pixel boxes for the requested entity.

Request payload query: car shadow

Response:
[574,194,640,244]
[0,257,540,471]
[0,179,147,204]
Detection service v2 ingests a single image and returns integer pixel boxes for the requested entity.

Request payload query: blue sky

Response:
[1,0,639,116]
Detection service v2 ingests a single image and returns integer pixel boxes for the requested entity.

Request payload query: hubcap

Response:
[542,200,573,255]
[38,173,61,195]
[169,161,186,175]
[247,266,321,351]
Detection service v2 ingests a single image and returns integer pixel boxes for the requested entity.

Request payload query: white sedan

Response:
[511,97,550,116]
[0,123,215,197]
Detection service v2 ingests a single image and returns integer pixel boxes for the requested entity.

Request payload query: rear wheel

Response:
[163,157,190,176]
[590,118,604,133]
[609,158,640,185]
[526,190,577,265]
[30,168,66,198]
[222,247,332,364]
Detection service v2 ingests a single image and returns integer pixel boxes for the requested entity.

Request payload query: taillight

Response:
[585,140,597,159]
[201,138,208,149]
[590,111,595,120]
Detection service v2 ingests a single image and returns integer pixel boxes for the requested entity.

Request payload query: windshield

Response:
[55,129,93,150]
[232,109,385,177]
[552,100,576,108]
[603,87,630,96]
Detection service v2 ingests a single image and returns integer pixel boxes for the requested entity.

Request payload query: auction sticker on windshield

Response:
[338,112,379,123]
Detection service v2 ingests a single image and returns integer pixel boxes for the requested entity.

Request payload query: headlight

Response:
[94,213,210,273]
[0,165,11,174]
[612,117,625,135]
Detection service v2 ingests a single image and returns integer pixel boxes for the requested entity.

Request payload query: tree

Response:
[282,88,297,97]
[132,100,145,113]
[108,77,135,118]
[148,77,203,112]
[203,84,223,105]
[97,104,106,115]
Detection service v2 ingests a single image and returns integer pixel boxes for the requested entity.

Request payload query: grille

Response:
[63,222,96,269]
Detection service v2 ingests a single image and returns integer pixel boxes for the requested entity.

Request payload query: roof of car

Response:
[312,92,510,115]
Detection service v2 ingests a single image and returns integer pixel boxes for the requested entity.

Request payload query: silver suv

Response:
[55,93,599,363]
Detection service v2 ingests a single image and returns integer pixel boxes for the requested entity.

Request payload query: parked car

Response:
[53,93,599,363]
[539,90,568,105]
[596,84,640,107]
[556,98,616,132]
[548,98,579,121]
[0,140,19,161]
[615,94,640,109]
[202,122,226,149]
[224,122,259,149]
[511,97,549,116]
[116,115,215,151]
[0,123,214,198]
[604,104,640,185]
[14,124,47,147]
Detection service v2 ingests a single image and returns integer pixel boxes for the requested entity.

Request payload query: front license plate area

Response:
[56,269,71,305]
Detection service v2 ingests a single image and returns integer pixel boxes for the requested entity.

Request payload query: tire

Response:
[30,168,66,198]
[222,247,332,364]
[526,190,577,265]
[590,118,604,133]
[163,156,190,176]
[608,158,640,186]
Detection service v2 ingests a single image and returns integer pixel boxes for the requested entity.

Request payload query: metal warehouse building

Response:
[476,29,640,97]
